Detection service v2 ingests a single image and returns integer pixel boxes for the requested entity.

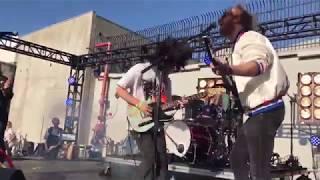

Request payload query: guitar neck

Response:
[161,92,206,111]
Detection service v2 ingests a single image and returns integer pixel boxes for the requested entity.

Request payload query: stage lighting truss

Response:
[297,72,320,123]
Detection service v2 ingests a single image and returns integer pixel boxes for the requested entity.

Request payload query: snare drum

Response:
[164,120,216,162]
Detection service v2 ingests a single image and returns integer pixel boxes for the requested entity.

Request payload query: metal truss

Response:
[0,35,76,66]
[64,67,85,142]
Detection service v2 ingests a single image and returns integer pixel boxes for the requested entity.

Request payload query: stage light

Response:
[310,135,320,146]
[297,72,320,124]
[208,80,215,88]
[314,97,320,108]
[314,109,320,119]
[68,76,76,85]
[300,97,312,107]
[301,86,311,96]
[199,80,207,88]
[315,86,320,96]
[65,98,73,106]
[300,109,311,119]
[314,73,320,84]
[300,74,312,85]
[197,78,226,96]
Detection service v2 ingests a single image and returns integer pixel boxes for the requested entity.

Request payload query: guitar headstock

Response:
[203,56,212,66]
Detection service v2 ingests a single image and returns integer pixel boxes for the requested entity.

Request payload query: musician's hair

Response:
[236,5,253,31]
[157,37,193,71]
[52,117,60,123]
[219,5,254,32]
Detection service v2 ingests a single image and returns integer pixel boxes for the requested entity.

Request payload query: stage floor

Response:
[13,158,220,180]
[12,156,308,180]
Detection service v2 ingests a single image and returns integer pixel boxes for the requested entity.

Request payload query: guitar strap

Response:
[142,79,153,101]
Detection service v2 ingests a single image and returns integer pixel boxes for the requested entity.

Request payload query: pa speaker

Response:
[0,168,26,180]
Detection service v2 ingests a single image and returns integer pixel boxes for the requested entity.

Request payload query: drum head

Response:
[164,121,191,157]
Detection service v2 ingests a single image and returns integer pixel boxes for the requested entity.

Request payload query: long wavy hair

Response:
[156,37,193,71]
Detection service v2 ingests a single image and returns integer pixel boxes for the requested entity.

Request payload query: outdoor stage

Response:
[12,156,307,180]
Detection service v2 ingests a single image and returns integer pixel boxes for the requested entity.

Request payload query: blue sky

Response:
[0,0,244,36]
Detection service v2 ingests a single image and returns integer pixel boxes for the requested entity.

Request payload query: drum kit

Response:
[165,96,237,168]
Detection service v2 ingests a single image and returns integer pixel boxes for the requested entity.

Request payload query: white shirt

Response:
[231,31,290,109]
[117,62,172,103]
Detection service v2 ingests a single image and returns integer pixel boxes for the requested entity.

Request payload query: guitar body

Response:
[127,102,173,133]
[127,90,222,133]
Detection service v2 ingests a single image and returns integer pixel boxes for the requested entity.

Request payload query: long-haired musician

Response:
[211,5,289,180]
[115,38,192,180]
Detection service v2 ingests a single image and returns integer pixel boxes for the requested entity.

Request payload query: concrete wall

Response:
[6,11,143,145]
[103,47,320,170]
[9,12,94,143]
[80,15,140,144]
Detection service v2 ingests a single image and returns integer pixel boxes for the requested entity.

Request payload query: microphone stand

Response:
[138,24,217,178]
[286,94,299,173]
[141,58,165,180]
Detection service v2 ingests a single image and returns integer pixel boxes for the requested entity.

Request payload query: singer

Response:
[210,5,290,180]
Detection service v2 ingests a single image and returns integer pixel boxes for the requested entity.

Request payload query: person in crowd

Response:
[44,117,63,159]
[4,121,17,156]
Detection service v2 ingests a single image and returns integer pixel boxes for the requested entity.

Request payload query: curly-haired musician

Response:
[211,5,290,180]
[116,38,192,180]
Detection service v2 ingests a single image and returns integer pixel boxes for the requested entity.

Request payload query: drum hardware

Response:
[165,131,185,154]
[165,91,238,168]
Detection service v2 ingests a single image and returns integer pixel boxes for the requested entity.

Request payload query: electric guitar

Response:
[202,36,243,113]
[127,88,224,132]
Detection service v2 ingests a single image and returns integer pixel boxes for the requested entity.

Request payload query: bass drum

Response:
[164,120,217,163]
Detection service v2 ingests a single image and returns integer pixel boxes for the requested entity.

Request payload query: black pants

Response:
[0,118,8,151]
[45,145,60,160]
[131,128,168,180]
[230,106,285,180]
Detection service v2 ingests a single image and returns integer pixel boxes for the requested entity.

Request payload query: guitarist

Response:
[210,5,289,180]
[115,38,192,180]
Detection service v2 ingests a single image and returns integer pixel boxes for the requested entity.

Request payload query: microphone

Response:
[177,144,184,153]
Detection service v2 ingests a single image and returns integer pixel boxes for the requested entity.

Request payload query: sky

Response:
[0,0,248,36]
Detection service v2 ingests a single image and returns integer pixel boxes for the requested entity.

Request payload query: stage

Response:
[11,156,307,180]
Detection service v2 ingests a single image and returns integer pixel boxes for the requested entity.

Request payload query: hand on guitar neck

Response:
[208,59,233,76]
